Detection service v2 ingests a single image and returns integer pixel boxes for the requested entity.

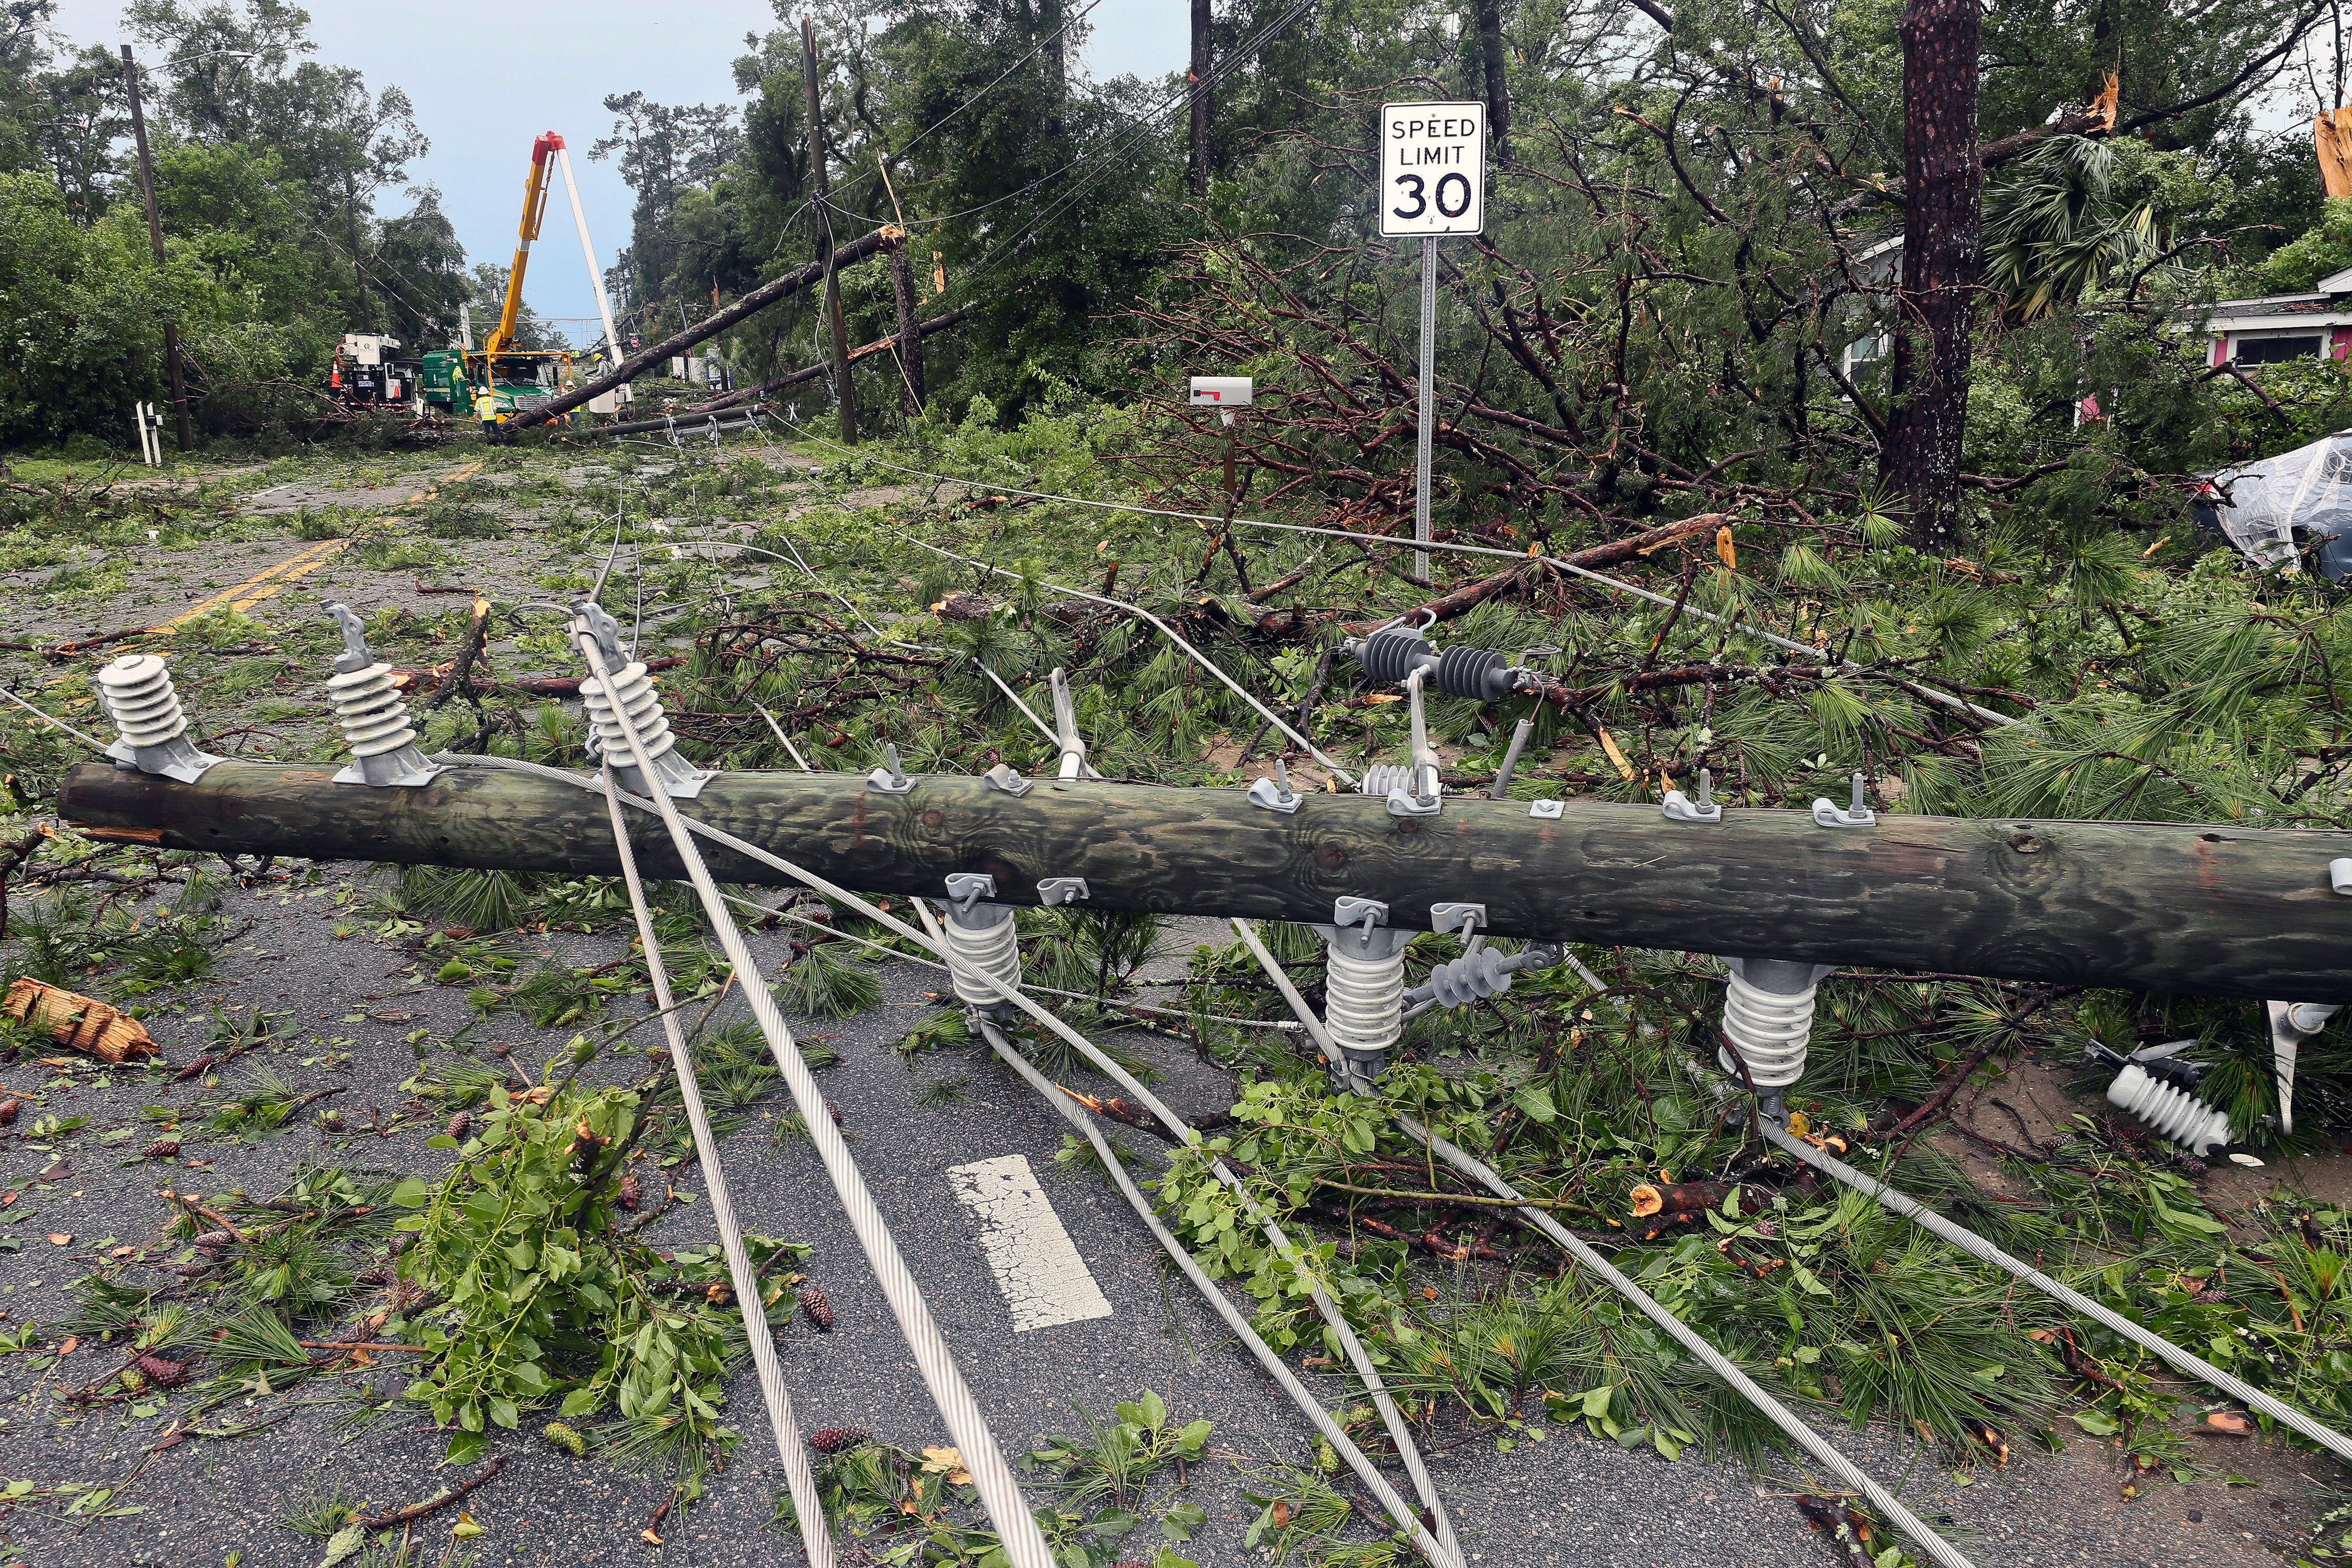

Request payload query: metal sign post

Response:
[1379,102,1486,579]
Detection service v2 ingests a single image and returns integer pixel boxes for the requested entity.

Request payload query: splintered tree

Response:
[1884,0,1984,552]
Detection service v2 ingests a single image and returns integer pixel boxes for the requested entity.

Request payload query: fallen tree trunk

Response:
[55,760,2352,1001]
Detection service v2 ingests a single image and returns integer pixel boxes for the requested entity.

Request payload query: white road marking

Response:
[947,1154,1113,1332]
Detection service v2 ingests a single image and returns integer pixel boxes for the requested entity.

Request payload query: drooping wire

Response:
[0,684,108,752]
[559,633,1058,1568]
[594,759,837,1566]
[1225,919,1981,1568]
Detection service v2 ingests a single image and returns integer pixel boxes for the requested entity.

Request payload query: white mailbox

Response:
[1188,376,1254,408]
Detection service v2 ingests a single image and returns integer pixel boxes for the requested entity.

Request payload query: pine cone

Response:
[172,1260,214,1278]
[135,1353,190,1387]
[618,1175,642,1212]
[446,1112,470,1141]
[808,1425,868,1454]
[801,1285,836,1331]
[142,1139,180,1160]
[194,1230,235,1252]
[825,1099,843,1126]
[0,1098,21,1125]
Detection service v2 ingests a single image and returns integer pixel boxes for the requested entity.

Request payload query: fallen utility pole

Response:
[698,306,974,414]
[493,225,899,434]
[57,760,2352,1002]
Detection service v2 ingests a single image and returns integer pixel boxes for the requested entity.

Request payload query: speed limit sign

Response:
[1379,101,1485,237]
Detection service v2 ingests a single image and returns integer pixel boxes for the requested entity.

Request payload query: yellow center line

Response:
[158,459,487,631]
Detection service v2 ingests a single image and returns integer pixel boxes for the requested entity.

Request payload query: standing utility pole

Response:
[121,45,189,454]
[1188,0,1213,198]
[1882,0,1982,552]
[802,15,858,444]
[887,234,926,416]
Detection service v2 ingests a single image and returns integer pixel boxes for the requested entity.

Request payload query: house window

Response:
[2232,334,2324,364]
[1842,331,1888,379]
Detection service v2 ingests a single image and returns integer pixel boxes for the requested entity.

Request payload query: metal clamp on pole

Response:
[324,603,443,787]
[1383,668,1443,817]
[981,762,1032,798]
[1037,878,1090,907]
[1812,771,1876,828]
[96,653,224,783]
[2264,1001,2340,1135]
[1661,767,1722,824]
[1247,759,1304,814]
[865,741,915,794]
[941,872,1022,1016]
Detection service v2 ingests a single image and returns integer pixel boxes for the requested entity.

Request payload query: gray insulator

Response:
[1317,920,1413,1078]
[1353,627,1517,700]
[581,660,710,798]
[1720,956,1835,1122]
[96,654,223,783]
[944,899,1022,1014]
[1425,946,1516,1009]
[1357,763,1414,797]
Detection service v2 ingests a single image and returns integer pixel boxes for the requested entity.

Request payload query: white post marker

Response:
[1379,101,1485,579]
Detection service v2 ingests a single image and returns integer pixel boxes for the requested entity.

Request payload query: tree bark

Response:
[1473,0,1512,165]
[1882,0,1982,552]
[889,235,926,414]
[1189,0,1214,198]
[57,760,2352,1002]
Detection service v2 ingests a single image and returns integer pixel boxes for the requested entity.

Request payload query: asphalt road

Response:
[0,443,2337,1567]
[0,867,2329,1568]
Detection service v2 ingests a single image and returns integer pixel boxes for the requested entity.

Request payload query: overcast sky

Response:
[45,1,1190,338]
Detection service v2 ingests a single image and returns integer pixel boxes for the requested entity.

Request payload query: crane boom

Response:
[485,132,562,363]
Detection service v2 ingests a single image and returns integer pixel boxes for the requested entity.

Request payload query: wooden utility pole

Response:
[1187,0,1213,198]
[59,758,2352,1004]
[495,227,891,433]
[1882,0,1982,552]
[121,45,190,454]
[343,175,373,328]
[802,15,858,444]
[887,234,926,414]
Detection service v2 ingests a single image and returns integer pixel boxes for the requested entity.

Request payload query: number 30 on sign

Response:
[1379,101,1485,237]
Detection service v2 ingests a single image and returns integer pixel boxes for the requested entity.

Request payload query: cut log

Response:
[2,977,159,1063]
[54,760,2352,1001]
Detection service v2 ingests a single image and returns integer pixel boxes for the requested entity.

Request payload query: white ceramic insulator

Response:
[581,661,678,768]
[1358,763,1412,797]
[326,663,417,758]
[2106,1064,2232,1155]
[1721,966,1819,1090]
[1326,941,1405,1059]
[944,910,1022,1008]
[95,654,188,747]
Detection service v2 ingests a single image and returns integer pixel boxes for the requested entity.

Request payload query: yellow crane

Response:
[467,132,575,422]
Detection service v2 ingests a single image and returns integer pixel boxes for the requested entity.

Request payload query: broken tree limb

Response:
[1344,512,1730,632]
[54,759,2352,1001]
[495,226,898,434]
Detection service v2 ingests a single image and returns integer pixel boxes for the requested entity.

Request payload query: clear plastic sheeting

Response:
[2198,431,2352,577]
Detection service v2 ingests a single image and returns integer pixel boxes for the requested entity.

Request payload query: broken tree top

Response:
[56,759,2352,1003]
